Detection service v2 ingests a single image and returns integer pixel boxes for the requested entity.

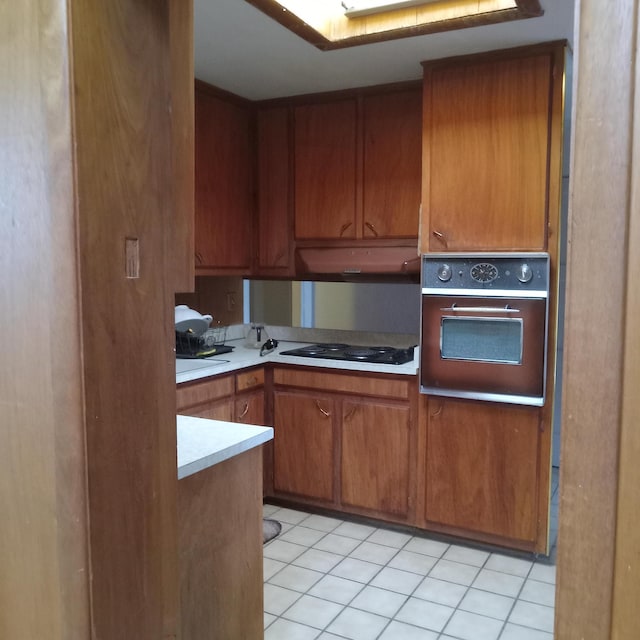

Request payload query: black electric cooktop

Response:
[280,343,415,365]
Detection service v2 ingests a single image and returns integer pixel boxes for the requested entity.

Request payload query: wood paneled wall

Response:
[556,0,639,637]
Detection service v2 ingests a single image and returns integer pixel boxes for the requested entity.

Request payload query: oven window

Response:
[440,317,523,364]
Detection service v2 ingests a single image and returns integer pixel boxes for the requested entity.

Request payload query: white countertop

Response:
[177,414,273,479]
[176,339,419,384]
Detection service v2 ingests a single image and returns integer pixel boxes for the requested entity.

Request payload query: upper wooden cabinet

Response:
[421,43,565,252]
[293,87,422,242]
[194,82,253,273]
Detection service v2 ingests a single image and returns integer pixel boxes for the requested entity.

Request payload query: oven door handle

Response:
[440,303,521,313]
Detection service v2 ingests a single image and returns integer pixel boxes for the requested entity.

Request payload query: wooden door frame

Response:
[556,0,640,637]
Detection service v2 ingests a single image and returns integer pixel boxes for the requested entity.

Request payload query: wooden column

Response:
[556,1,638,638]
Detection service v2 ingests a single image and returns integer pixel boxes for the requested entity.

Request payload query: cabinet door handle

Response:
[339,221,353,237]
[238,402,249,419]
[315,400,331,418]
[432,230,448,248]
[343,406,357,421]
[365,221,379,237]
[194,251,204,264]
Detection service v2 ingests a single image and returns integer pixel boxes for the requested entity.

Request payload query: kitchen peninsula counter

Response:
[176,339,419,384]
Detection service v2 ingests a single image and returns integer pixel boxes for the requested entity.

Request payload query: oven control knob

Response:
[516,263,533,283]
[437,263,452,282]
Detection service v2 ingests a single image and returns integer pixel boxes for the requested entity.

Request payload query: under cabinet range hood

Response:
[295,246,420,280]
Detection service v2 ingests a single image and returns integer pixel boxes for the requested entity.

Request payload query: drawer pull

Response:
[343,406,357,421]
[238,402,249,419]
[315,401,331,418]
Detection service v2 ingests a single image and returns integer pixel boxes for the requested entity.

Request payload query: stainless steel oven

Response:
[420,253,550,406]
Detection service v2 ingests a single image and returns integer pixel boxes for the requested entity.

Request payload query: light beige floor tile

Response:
[412,576,468,607]
[283,594,344,630]
[519,579,556,607]
[378,620,438,639]
[264,583,303,615]
[316,634,345,639]
[326,606,389,640]
[281,525,329,547]
[428,559,480,586]
[528,563,556,585]
[272,507,314,525]
[269,564,325,592]
[367,529,412,548]
[333,521,377,541]
[485,554,533,578]
[303,514,344,532]
[370,566,423,595]
[263,503,279,517]
[264,539,307,563]
[388,550,437,575]
[472,568,525,597]
[264,612,277,629]
[405,537,449,558]
[500,622,554,640]
[394,596,455,632]
[308,574,364,605]
[442,545,490,567]
[265,617,321,639]
[264,557,287,581]
[349,585,407,618]
[508,600,554,633]
[458,588,514,620]
[443,609,503,640]
[330,557,383,583]
[314,533,361,556]
[349,541,398,565]
[293,548,343,573]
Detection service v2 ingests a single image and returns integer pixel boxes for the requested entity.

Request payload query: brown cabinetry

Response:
[271,366,416,522]
[421,44,565,252]
[194,82,253,273]
[422,398,541,547]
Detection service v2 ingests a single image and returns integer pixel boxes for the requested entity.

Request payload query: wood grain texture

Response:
[176,375,235,410]
[273,390,335,501]
[341,400,412,517]
[363,89,422,239]
[236,367,265,392]
[294,100,358,239]
[273,366,410,398]
[555,2,636,638]
[195,84,253,271]
[425,399,540,543]
[257,106,294,274]
[169,0,194,293]
[179,447,263,640]
[235,389,266,425]
[70,0,179,636]
[422,50,552,251]
[0,1,90,638]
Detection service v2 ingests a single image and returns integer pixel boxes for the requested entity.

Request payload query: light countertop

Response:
[177,414,273,479]
[176,339,419,384]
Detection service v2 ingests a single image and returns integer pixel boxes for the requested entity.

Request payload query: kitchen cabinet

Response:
[421,43,565,252]
[271,366,417,523]
[255,106,294,275]
[422,397,541,547]
[293,86,422,242]
[194,81,253,273]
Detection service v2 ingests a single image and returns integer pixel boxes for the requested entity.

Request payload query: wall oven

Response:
[420,253,550,406]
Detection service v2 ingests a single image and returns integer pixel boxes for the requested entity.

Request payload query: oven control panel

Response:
[422,253,549,295]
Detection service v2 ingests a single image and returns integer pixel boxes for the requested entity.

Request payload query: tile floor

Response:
[262,469,559,640]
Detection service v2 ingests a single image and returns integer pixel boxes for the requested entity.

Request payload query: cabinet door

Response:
[195,87,252,270]
[425,398,541,543]
[182,398,234,422]
[294,100,357,240]
[235,389,265,425]
[256,107,292,274]
[341,399,411,518]
[423,53,553,251]
[363,90,422,239]
[273,390,334,501]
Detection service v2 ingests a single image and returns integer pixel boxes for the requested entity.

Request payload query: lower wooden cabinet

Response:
[423,398,541,546]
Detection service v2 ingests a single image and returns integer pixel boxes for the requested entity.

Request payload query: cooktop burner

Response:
[280,343,415,365]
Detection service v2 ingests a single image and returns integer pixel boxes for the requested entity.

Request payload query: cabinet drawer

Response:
[236,368,264,392]
[273,367,411,399]
[177,375,234,411]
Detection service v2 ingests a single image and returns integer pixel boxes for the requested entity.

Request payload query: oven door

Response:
[420,295,547,406]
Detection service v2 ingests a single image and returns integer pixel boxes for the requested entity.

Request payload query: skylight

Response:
[342,0,443,19]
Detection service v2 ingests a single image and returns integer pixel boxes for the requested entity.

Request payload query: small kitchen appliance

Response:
[280,343,415,365]
[420,252,550,406]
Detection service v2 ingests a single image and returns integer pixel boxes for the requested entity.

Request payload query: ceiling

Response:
[194,0,575,101]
